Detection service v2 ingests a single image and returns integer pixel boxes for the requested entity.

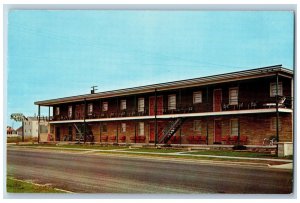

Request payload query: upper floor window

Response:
[168,94,176,110]
[120,100,126,110]
[230,119,239,136]
[68,106,72,117]
[193,91,202,104]
[270,82,283,97]
[88,104,93,115]
[229,88,238,105]
[102,102,108,112]
[55,107,60,115]
[138,98,145,112]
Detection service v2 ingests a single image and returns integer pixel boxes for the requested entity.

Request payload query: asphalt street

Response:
[7,147,293,194]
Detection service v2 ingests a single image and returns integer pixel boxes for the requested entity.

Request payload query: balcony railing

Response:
[51,96,293,121]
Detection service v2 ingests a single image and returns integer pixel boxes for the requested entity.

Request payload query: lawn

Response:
[7,177,65,193]
[15,143,129,150]
[185,150,277,158]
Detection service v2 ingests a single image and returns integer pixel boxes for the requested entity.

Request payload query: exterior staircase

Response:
[73,123,94,143]
[158,118,185,144]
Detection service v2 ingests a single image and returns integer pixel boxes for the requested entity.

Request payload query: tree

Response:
[10,113,27,142]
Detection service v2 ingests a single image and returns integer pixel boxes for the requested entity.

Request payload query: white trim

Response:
[49,108,292,124]
[50,119,84,124]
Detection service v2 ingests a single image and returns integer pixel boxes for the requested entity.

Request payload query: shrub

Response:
[233,145,247,150]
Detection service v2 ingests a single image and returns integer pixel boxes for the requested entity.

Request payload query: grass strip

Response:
[7,177,65,193]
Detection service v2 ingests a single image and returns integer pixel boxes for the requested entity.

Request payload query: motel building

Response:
[34,65,293,149]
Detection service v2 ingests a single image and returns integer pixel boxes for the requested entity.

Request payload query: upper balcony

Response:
[50,95,293,122]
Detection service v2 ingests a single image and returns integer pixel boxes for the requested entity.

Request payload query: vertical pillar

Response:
[179,126,182,145]
[134,121,137,143]
[100,122,102,143]
[116,121,119,144]
[22,120,24,142]
[38,105,40,143]
[206,86,209,145]
[84,98,87,143]
[48,106,50,121]
[276,73,279,156]
[237,83,240,145]
[154,89,158,146]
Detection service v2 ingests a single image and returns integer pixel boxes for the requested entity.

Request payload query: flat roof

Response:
[35,65,293,106]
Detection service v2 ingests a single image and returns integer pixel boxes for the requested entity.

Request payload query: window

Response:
[138,122,144,136]
[193,120,202,132]
[271,117,282,131]
[138,98,145,112]
[102,123,107,133]
[193,91,202,104]
[229,88,238,105]
[55,107,60,115]
[270,82,283,97]
[88,103,93,115]
[68,106,72,118]
[121,123,126,133]
[120,100,126,110]
[168,94,176,110]
[230,119,239,136]
[102,102,108,111]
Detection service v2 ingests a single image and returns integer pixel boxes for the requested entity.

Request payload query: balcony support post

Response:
[276,72,279,156]
[154,88,158,146]
[100,122,102,144]
[83,98,87,143]
[38,105,40,143]
[206,86,209,145]
[134,121,137,143]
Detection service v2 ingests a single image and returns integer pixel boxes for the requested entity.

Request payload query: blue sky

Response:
[7,10,294,127]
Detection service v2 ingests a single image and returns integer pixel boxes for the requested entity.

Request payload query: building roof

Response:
[35,65,293,106]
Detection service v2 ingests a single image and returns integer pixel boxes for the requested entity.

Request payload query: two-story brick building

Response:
[34,65,293,146]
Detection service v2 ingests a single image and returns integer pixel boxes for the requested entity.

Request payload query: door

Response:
[149,122,165,142]
[55,127,60,141]
[213,89,222,112]
[214,120,222,143]
[149,96,163,116]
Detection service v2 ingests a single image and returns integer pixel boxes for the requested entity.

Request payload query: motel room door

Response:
[149,122,165,142]
[213,89,222,112]
[214,120,222,143]
[55,127,60,141]
[149,96,163,116]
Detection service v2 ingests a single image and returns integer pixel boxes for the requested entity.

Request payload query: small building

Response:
[34,65,293,146]
[23,117,49,141]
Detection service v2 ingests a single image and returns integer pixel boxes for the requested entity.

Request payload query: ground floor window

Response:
[121,123,126,133]
[193,120,202,132]
[138,122,144,136]
[230,119,239,136]
[271,117,282,131]
[101,123,107,133]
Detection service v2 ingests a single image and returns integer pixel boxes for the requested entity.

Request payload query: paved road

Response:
[7,147,293,194]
